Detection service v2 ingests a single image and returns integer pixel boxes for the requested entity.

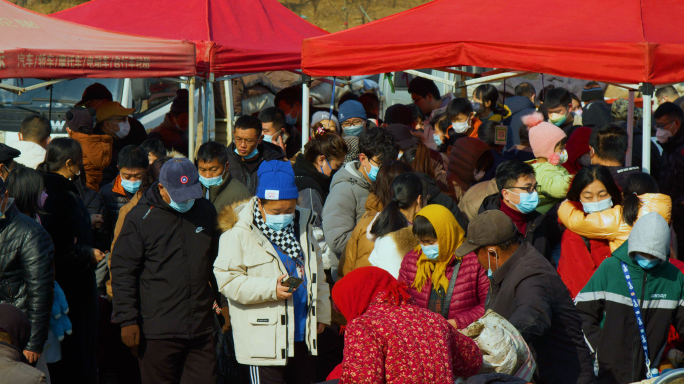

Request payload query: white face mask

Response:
[452,121,470,134]
[115,120,131,139]
[473,169,485,181]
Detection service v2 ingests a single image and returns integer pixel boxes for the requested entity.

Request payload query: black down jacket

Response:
[0,204,55,353]
[111,183,219,339]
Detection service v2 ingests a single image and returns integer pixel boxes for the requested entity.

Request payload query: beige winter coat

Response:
[213,197,331,366]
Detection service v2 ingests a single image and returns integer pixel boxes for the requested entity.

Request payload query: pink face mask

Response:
[39,191,48,208]
[656,128,674,144]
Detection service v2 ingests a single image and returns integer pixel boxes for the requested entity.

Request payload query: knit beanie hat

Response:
[523,112,567,161]
[412,204,466,293]
[338,100,366,124]
[628,211,671,262]
[311,111,339,129]
[256,160,299,200]
[0,303,31,350]
[170,89,189,115]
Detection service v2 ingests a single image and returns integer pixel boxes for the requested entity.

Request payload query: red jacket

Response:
[398,251,488,329]
[557,230,611,299]
[339,297,482,383]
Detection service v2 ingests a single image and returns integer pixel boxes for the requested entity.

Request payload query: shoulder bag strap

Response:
[441,259,461,319]
[621,261,653,379]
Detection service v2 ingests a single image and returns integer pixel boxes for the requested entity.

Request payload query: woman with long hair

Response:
[367,173,426,277]
[558,171,671,253]
[557,165,622,298]
[37,138,103,383]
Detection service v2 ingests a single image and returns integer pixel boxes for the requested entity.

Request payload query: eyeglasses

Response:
[234,136,258,144]
[412,96,424,104]
[341,118,365,128]
[507,184,541,194]
[655,120,676,130]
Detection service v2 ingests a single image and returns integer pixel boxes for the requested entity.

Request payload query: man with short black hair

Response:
[140,139,167,165]
[100,145,149,235]
[588,125,640,189]
[544,88,578,137]
[196,141,251,212]
[514,82,536,105]
[656,85,680,105]
[112,158,219,384]
[274,86,304,130]
[322,127,398,256]
[358,92,381,126]
[654,101,684,251]
[478,160,555,263]
[258,107,302,160]
[14,114,50,169]
[148,89,190,157]
[226,115,286,195]
[457,211,594,384]
[581,81,611,128]
[408,77,455,150]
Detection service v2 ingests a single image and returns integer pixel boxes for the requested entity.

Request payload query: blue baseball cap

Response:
[159,158,203,202]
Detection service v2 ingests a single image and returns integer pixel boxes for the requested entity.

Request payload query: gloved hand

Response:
[50,282,72,341]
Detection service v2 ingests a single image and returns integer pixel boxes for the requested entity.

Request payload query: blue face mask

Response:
[199,174,223,188]
[235,147,258,160]
[367,163,379,182]
[343,124,364,137]
[121,179,141,194]
[265,213,295,232]
[168,197,195,213]
[507,190,539,214]
[635,254,661,270]
[285,111,298,126]
[421,243,440,260]
[433,134,443,146]
[263,134,274,143]
[581,197,613,214]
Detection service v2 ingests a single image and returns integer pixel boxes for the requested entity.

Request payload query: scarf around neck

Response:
[253,200,304,267]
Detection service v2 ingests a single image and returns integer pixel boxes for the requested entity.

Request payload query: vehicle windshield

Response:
[0,78,122,111]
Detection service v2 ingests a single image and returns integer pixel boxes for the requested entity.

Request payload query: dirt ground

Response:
[18,0,424,33]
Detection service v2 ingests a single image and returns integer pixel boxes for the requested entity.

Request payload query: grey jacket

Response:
[0,344,46,384]
[322,161,372,256]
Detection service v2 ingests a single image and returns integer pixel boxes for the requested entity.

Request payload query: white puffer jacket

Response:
[213,197,331,366]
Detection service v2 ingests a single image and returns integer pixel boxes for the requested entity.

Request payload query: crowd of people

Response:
[0,77,683,384]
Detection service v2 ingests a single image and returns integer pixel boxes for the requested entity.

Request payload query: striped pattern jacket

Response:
[575,241,684,384]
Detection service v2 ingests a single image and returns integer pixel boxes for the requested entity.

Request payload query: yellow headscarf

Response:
[412,205,466,293]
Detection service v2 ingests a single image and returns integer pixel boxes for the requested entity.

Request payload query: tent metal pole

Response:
[641,83,654,174]
[224,79,234,144]
[626,90,635,167]
[188,76,196,159]
[0,79,67,94]
[302,74,311,149]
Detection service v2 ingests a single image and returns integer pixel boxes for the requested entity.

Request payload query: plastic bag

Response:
[459,310,536,381]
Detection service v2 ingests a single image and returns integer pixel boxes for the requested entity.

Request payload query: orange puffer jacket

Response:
[557,193,672,252]
[68,130,113,192]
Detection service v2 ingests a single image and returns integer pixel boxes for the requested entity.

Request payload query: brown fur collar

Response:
[216,198,252,233]
[389,227,420,256]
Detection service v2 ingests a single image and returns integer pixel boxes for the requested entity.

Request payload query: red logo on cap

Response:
[180,176,188,184]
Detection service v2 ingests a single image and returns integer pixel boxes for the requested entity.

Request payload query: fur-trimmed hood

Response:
[217,197,254,233]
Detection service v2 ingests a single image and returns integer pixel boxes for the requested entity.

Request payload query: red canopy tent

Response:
[301,0,684,85]
[53,0,328,76]
[0,0,195,79]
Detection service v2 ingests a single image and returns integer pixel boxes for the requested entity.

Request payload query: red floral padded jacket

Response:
[339,295,482,383]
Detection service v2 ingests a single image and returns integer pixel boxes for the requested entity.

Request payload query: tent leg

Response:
[224,80,234,145]
[626,90,635,167]
[302,75,311,150]
[189,76,196,159]
[641,83,655,174]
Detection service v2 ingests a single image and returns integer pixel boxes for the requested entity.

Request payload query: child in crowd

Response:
[472,84,511,122]
[446,98,481,140]
[523,112,573,213]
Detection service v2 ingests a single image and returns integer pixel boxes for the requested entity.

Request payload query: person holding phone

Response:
[214,160,331,384]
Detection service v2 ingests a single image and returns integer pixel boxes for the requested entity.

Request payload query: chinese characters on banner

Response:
[15,54,152,70]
